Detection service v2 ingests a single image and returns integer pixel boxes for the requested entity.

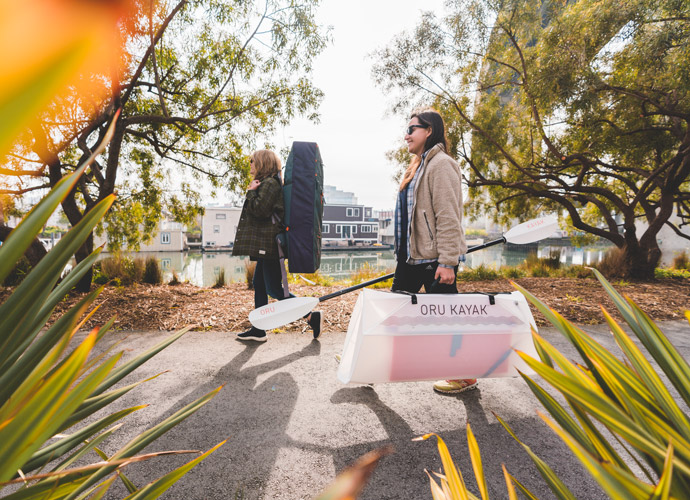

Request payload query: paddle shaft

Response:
[317,236,507,303]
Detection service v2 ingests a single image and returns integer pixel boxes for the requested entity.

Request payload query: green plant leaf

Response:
[501,465,518,500]
[21,406,144,474]
[466,424,489,500]
[516,344,690,476]
[62,376,159,432]
[90,327,191,399]
[496,413,576,500]
[122,441,225,500]
[627,300,690,410]
[519,373,596,456]
[0,331,115,482]
[0,113,116,284]
[414,433,467,499]
[651,442,674,500]
[0,286,103,405]
[62,386,222,499]
[539,411,655,499]
[0,195,115,370]
[0,42,87,158]
[602,308,690,441]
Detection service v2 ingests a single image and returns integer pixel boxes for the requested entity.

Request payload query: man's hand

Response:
[435,266,455,285]
[248,179,261,191]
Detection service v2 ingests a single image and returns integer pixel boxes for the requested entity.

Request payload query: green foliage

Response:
[374,0,690,279]
[457,264,502,281]
[143,256,163,285]
[342,263,392,289]
[465,228,487,238]
[6,1,330,293]
[0,195,22,223]
[0,168,221,498]
[420,270,690,498]
[655,268,690,280]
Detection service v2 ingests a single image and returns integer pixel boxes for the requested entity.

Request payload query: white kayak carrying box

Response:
[337,289,539,384]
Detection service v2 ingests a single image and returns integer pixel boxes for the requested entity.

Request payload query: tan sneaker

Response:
[433,379,478,394]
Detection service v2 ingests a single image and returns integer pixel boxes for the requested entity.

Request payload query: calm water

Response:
[109,243,612,287]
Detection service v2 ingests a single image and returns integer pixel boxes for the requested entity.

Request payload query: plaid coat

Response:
[232,176,285,260]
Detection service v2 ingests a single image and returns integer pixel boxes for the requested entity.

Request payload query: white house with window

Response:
[93,220,187,252]
[201,206,242,249]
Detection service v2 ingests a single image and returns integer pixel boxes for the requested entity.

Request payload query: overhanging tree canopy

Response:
[373,0,690,278]
[3,0,328,290]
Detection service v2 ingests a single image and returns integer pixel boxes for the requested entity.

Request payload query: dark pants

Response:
[253,258,294,309]
[392,260,458,294]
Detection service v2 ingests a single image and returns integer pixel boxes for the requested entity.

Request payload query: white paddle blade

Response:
[249,297,319,330]
[504,215,558,244]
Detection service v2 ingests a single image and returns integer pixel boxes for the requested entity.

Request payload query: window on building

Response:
[161,258,171,269]
[346,208,353,217]
[216,213,226,219]
[161,232,171,244]
[336,224,342,233]
[361,225,370,232]
[322,224,330,233]
[354,208,360,216]
[213,225,220,233]
[352,225,357,234]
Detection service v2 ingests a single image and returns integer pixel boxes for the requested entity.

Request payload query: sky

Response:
[266,0,447,213]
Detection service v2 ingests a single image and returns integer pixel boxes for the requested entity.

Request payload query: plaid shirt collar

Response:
[395,150,436,265]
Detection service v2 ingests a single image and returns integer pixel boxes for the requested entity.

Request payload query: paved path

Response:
[88,320,690,499]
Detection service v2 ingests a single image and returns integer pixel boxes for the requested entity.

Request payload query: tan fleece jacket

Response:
[409,143,467,267]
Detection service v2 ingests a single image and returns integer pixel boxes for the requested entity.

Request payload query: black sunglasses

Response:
[406,124,428,135]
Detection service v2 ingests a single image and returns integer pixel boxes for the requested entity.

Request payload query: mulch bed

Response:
[3,277,689,332]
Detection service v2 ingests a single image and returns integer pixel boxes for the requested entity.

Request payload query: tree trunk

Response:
[623,241,661,280]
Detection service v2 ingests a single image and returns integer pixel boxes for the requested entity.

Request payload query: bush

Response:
[458,264,502,281]
[563,265,594,279]
[502,266,526,279]
[0,168,221,498]
[596,246,627,278]
[96,254,146,285]
[672,251,690,270]
[143,256,163,284]
[169,268,181,285]
[213,267,226,288]
[420,269,690,498]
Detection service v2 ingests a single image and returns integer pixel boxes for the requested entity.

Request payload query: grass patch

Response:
[458,264,502,281]
[213,268,226,288]
[94,255,145,285]
[655,268,690,279]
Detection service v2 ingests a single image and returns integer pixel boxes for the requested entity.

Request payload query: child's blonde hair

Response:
[251,150,282,181]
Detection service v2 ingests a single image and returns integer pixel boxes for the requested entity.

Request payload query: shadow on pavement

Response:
[105,338,321,499]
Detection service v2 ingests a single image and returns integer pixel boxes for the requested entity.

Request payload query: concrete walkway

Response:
[88,320,690,499]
